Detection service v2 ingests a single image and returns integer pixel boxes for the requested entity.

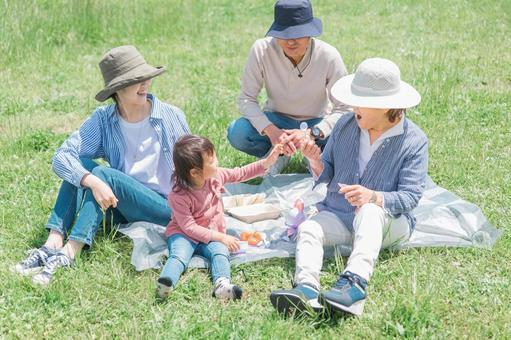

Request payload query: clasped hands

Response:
[263,125,320,161]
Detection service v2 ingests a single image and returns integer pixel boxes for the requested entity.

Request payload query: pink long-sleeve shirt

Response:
[165,160,266,244]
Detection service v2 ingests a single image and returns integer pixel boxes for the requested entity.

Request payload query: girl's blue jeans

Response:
[226,111,328,158]
[45,158,172,247]
[159,234,231,286]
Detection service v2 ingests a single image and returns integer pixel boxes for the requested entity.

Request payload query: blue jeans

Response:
[160,234,231,286]
[46,159,172,247]
[227,111,328,158]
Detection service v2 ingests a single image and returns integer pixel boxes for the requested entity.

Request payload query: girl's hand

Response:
[82,174,119,211]
[262,144,284,169]
[299,138,321,162]
[339,184,374,208]
[221,234,240,252]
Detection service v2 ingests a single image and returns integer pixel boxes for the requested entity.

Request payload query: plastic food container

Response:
[227,203,281,223]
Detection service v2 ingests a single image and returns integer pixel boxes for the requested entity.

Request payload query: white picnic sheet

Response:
[118,174,501,271]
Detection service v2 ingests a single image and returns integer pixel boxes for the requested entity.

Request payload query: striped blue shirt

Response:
[52,94,190,188]
[316,112,429,232]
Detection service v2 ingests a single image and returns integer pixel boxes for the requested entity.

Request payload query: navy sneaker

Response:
[32,252,73,286]
[11,246,59,276]
[319,271,368,316]
[270,283,323,315]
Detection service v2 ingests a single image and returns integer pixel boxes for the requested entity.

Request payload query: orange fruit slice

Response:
[240,231,251,241]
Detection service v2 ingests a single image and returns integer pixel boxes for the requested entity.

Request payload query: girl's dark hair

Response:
[172,134,215,192]
[386,108,406,123]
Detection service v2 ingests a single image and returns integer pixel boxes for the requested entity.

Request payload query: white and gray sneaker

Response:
[212,277,243,300]
[32,252,73,286]
[11,246,59,276]
[266,155,291,176]
[156,277,173,298]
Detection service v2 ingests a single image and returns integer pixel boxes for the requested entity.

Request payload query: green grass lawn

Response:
[1,0,510,338]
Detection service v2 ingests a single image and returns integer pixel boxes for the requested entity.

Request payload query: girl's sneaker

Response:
[32,252,73,286]
[11,246,59,276]
[156,277,173,298]
[213,277,243,300]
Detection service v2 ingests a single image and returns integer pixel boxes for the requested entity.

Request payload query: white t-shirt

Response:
[118,115,171,196]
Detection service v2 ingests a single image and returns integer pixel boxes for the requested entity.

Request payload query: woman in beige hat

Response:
[270,58,429,316]
[13,45,190,286]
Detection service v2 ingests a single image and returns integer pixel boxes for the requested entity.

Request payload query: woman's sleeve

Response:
[51,110,105,188]
[314,132,335,184]
[237,41,271,134]
[169,195,213,244]
[382,140,429,215]
[174,106,191,134]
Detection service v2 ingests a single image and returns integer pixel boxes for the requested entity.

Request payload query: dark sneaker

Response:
[11,246,59,276]
[270,283,323,315]
[156,277,174,298]
[32,252,73,286]
[319,271,368,316]
[212,277,243,300]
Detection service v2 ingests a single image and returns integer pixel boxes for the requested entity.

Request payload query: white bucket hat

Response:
[331,58,421,109]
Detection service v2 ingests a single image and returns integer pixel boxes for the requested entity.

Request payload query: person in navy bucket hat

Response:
[227,0,350,175]
[266,0,323,39]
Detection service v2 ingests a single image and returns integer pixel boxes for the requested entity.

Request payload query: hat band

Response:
[351,82,400,97]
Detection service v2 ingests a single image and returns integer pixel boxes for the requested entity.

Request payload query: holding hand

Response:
[262,143,284,169]
[221,234,240,252]
[299,137,321,162]
[339,184,377,208]
[262,125,296,156]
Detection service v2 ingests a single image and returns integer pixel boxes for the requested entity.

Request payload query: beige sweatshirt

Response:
[237,37,350,136]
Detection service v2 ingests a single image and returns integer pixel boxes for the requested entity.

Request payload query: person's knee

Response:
[226,118,253,150]
[297,220,323,241]
[79,158,99,172]
[353,203,385,230]
[91,165,118,183]
[358,203,383,216]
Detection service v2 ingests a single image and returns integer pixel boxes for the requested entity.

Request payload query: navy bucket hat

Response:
[266,0,323,39]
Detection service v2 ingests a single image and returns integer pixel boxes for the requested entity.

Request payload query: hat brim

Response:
[331,74,421,109]
[95,64,165,102]
[266,18,322,39]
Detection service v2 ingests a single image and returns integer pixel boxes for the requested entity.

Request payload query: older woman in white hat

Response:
[270,58,428,316]
[13,46,190,285]
[227,0,350,174]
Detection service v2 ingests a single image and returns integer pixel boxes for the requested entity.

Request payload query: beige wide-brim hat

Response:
[95,45,165,102]
[331,58,421,109]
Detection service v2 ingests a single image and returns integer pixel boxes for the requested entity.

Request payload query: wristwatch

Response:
[310,126,324,140]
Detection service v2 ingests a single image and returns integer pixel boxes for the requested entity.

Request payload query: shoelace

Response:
[333,275,353,292]
[43,254,70,274]
[21,248,47,266]
[334,272,367,292]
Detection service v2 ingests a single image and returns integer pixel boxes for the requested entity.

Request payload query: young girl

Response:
[157,135,282,299]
